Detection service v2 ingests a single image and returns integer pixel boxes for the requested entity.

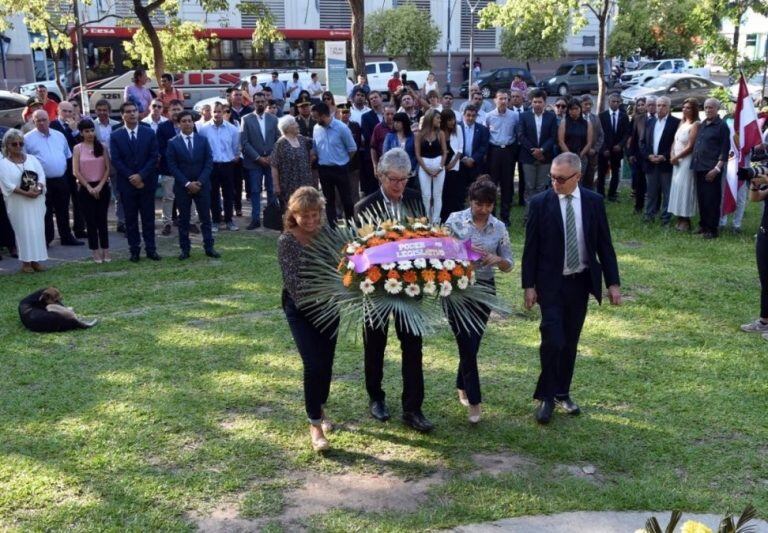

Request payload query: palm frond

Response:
[735,505,757,532]
[645,516,662,533]
[664,510,682,533]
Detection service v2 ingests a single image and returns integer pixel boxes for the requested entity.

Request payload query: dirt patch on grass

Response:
[470,451,537,477]
[553,463,605,485]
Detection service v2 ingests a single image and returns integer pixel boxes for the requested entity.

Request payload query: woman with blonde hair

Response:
[278,186,339,451]
[0,129,47,273]
[414,108,447,223]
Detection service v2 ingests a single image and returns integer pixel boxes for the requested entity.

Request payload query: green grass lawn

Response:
[1,200,766,532]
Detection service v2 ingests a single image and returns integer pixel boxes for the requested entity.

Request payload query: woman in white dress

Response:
[0,129,48,273]
[668,98,700,232]
[422,72,439,97]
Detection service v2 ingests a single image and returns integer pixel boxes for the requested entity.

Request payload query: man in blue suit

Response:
[110,101,160,262]
[517,89,558,218]
[459,104,490,191]
[522,152,621,424]
[166,111,219,260]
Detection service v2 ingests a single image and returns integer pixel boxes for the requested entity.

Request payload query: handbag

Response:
[263,198,283,231]
[19,169,39,192]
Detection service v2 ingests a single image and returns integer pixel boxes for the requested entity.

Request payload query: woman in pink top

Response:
[73,119,111,263]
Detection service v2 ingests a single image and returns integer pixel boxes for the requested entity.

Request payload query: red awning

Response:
[75,26,350,41]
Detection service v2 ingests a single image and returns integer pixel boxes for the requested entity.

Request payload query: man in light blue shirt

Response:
[25,110,83,246]
[199,101,241,231]
[266,71,287,117]
[484,90,519,225]
[311,102,357,224]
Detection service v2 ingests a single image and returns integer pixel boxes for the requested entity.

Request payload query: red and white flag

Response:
[723,74,762,215]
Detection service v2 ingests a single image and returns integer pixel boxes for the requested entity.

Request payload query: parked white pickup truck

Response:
[364,61,430,96]
[619,58,710,88]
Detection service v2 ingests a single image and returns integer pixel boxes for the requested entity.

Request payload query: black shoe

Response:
[534,400,554,424]
[702,232,717,240]
[146,251,161,261]
[74,230,88,239]
[116,223,126,233]
[402,411,434,433]
[205,249,221,258]
[555,397,581,415]
[235,211,243,217]
[178,251,190,260]
[246,220,261,230]
[129,253,140,263]
[369,400,391,422]
[61,238,85,246]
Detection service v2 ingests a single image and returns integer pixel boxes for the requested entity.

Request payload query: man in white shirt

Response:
[641,95,680,225]
[142,99,169,132]
[25,110,82,246]
[247,75,262,99]
[306,72,323,102]
[285,72,303,104]
[349,88,371,125]
[195,104,212,130]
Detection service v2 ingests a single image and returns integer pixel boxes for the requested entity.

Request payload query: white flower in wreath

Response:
[375,229,386,237]
[413,258,427,269]
[413,222,428,230]
[457,276,469,290]
[392,224,405,232]
[439,280,453,297]
[384,278,403,294]
[443,259,456,270]
[460,260,470,267]
[360,279,375,295]
[397,260,414,271]
[346,242,362,254]
[469,271,477,285]
[429,258,443,270]
[381,262,396,270]
[360,233,374,242]
[405,283,421,297]
[347,261,356,270]
[423,280,437,295]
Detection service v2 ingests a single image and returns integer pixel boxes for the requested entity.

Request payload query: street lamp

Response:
[466,0,481,89]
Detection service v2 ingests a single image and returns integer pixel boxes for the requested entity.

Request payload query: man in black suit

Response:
[360,91,385,196]
[597,93,631,201]
[353,148,433,433]
[640,96,680,225]
[459,104,490,186]
[522,152,621,424]
[517,89,558,217]
[50,101,86,238]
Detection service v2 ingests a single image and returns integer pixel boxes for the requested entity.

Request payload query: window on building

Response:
[460,0,496,49]
[746,34,758,47]
[319,0,351,29]
[241,0,285,28]
[582,35,596,47]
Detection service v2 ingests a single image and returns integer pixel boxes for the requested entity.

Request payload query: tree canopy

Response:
[364,3,441,71]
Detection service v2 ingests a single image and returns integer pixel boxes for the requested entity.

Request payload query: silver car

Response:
[0,91,29,130]
[621,74,722,110]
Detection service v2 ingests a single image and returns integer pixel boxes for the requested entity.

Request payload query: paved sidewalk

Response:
[448,511,768,532]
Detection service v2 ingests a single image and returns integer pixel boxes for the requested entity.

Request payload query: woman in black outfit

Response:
[557,100,592,174]
[278,186,339,452]
[740,163,768,338]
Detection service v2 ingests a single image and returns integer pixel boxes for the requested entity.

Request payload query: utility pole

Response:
[445,0,458,92]
[467,0,480,89]
[73,0,90,114]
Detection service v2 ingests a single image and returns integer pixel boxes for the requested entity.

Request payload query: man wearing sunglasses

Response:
[522,151,621,425]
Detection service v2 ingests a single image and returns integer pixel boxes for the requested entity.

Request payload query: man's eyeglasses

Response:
[151,104,162,109]
[549,171,579,184]
[385,176,409,184]
[8,141,24,147]
[555,104,566,108]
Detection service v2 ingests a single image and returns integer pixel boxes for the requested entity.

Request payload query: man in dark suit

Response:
[459,104,490,188]
[598,93,631,201]
[640,96,680,225]
[110,101,160,262]
[50,101,86,238]
[241,92,278,229]
[360,91,385,196]
[522,152,621,424]
[166,111,220,259]
[156,100,187,236]
[517,89,558,217]
[353,148,433,433]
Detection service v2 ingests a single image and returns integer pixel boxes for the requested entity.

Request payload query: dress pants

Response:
[247,165,276,224]
[360,152,378,197]
[695,170,722,235]
[44,177,75,244]
[283,290,338,423]
[631,159,646,213]
[318,164,353,225]
[448,279,494,405]
[487,144,516,222]
[512,145,524,206]
[522,162,550,216]
[582,152,598,189]
[534,271,590,402]
[232,160,245,214]
[644,165,672,223]
[440,169,466,222]
[175,184,214,253]
[757,230,768,318]
[597,150,623,199]
[211,162,235,224]
[363,316,424,413]
[78,182,111,250]
[120,182,157,255]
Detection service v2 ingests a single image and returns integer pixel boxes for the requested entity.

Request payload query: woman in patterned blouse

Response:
[278,187,338,451]
[445,177,514,424]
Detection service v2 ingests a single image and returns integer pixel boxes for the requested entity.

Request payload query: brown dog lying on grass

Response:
[19,287,98,333]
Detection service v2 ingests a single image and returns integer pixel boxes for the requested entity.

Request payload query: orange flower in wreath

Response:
[452,265,465,277]
[402,270,418,284]
[437,269,452,283]
[367,266,383,283]
[342,270,354,287]
[421,269,436,282]
[387,269,400,280]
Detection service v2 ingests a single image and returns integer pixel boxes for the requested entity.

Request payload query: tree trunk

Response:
[596,1,608,112]
[45,29,67,99]
[731,1,743,73]
[133,0,165,81]
[348,0,365,76]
